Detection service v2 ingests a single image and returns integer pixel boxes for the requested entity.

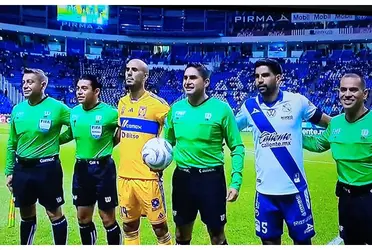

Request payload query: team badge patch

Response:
[90,125,102,139]
[39,119,52,132]
[138,106,147,118]
[151,198,160,211]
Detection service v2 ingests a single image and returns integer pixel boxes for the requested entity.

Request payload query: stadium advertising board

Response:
[291,28,340,36]
[0,114,10,124]
[291,13,355,23]
[237,30,291,37]
[57,5,109,25]
[354,27,372,34]
[234,13,290,23]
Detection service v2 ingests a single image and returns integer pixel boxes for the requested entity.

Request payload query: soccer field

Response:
[0,123,339,245]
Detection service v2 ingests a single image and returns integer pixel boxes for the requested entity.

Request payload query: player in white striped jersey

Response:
[236,59,330,245]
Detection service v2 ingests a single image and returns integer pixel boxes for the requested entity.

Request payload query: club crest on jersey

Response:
[282,103,292,113]
[361,129,369,139]
[39,119,52,132]
[266,109,276,117]
[205,113,212,120]
[138,106,147,118]
[91,125,102,139]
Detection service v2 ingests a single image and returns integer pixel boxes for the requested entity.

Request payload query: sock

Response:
[157,232,172,245]
[20,216,37,245]
[79,221,97,245]
[222,239,228,245]
[176,239,191,245]
[124,229,140,245]
[104,221,122,245]
[52,215,68,245]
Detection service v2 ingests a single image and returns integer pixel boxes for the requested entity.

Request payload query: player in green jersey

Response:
[5,68,70,245]
[303,73,372,245]
[59,74,121,245]
[164,63,245,245]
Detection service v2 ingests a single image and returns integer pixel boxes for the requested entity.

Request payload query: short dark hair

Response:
[78,74,102,90]
[254,59,283,75]
[23,68,48,84]
[185,62,211,80]
[342,73,366,90]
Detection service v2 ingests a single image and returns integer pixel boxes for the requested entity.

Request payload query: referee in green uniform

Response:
[5,68,70,245]
[303,73,372,245]
[59,74,122,245]
[164,63,245,245]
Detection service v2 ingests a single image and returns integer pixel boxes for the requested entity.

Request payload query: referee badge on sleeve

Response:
[91,125,102,139]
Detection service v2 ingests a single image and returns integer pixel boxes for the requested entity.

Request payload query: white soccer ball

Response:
[142,138,173,171]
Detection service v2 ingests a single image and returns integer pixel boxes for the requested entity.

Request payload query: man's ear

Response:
[204,78,210,88]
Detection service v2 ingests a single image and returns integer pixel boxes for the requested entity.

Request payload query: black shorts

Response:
[172,166,227,229]
[72,156,118,210]
[12,155,64,211]
[336,181,372,244]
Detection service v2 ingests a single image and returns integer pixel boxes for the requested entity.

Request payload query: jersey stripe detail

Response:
[245,98,307,192]
[120,117,159,135]
[148,92,169,106]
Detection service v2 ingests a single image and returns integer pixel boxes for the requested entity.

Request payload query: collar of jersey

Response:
[258,90,283,108]
[129,90,149,103]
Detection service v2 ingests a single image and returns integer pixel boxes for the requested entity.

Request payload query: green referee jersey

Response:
[59,102,118,160]
[164,97,245,191]
[5,96,71,175]
[303,110,372,186]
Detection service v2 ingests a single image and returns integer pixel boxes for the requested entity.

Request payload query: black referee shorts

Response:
[172,166,227,229]
[72,156,118,211]
[336,181,372,245]
[12,155,64,211]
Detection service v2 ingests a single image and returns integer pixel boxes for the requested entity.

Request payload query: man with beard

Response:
[116,59,172,245]
[235,59,330,245]
[303,73,372,245]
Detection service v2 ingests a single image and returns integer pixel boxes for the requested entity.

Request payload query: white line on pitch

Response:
[327,236,343,245]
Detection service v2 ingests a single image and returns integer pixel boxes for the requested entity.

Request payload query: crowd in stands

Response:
[1,47,372,118]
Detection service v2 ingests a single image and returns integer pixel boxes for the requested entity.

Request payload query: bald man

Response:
[116,59,172,245]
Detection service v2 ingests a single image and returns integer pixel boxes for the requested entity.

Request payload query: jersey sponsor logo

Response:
[91,125,102,139]
[304,189,311,209]
[121,131,139,139]
[128,108,134,112]
[73,195,77,200]
[120,117,159,135]
[293,215,313,226]
[175,111,186,119]
[281,115,293,120]
[151,198,160,211]
[44,111,51,117]
[56,197,63,203]
[138,106,147,118]
[296,194,307,217]
[40,157,55,163]
[266,109,276,117]
[251,108,260,114]
[105,196,112,203]
[39,119,52,132]
[204,113,212,120]
[332,128,341,135]
[158,212,164,220]
[259,131,292,148]
[304,223,314,234]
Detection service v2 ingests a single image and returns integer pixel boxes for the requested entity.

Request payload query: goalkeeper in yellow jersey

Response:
[116,59,172,245]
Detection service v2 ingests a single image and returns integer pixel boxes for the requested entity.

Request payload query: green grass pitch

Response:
[0,123,339,245]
